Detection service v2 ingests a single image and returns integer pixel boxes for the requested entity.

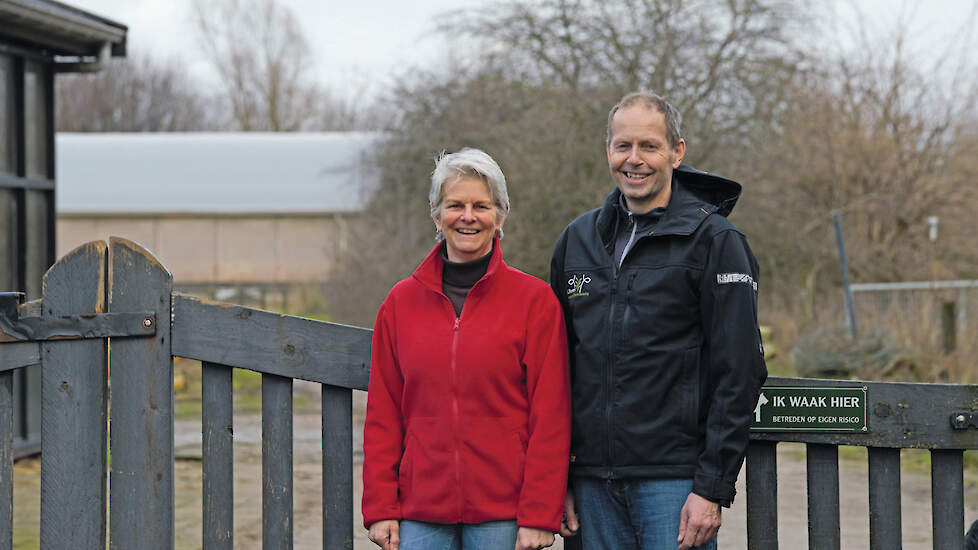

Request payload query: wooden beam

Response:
[0,342,39,371]
[171,293,371,391]
[751,377,978,449]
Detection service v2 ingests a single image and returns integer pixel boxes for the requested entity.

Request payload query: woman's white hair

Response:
[429,148,510,222]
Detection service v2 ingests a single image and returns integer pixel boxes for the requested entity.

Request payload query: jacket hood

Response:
[411,236,504,293]
[596,164,742,244]
[673,165,742,216]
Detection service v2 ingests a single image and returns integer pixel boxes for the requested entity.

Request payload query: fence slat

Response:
[806,443,840,550]
[747,440,778,550]
[0,371,12,550]
[40,241,108,550]
[262,373,293,550]
[108,237,173,550]
[868,447,901,550]
[931,449,964,550]
[323,385,353,550]
[171,294,371,390]
[202,362,234,550]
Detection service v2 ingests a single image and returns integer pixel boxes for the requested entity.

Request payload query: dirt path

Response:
[11,410,978,549]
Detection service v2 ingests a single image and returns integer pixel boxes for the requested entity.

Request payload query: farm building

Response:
[0,0,128,456]
[56,131,383,309]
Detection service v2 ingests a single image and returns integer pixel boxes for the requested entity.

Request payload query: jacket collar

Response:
[596,164,742,246]
[411,236,504,293]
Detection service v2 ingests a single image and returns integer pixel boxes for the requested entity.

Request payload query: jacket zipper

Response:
[439,266,490,522]
[605,270,617,474]
[450,316,462,520]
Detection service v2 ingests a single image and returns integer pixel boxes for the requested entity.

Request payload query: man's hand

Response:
[559,491,580,537]
[515,527,555,550]
[677,493,721,549]
[367,519,399,550]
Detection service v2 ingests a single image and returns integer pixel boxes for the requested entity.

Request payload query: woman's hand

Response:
[367,519,400,550]
[514,526,555,550]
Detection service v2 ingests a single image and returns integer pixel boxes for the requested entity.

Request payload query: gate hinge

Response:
[950,412,978,430]
[0,292,156,343]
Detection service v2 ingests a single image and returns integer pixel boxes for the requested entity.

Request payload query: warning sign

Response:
[750,386,868,433]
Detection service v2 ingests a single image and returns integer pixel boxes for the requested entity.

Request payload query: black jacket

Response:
[549,165,767,505]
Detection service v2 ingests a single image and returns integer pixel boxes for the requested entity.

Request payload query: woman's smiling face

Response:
[435,175,503,263]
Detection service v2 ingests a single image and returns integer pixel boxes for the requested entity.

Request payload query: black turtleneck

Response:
[441,247,492,317]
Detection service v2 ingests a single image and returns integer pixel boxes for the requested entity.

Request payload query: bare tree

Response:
[325,0,806,325]
[440,0,806,165]
[729,17,978,337]
[191,0,355,131]
[56,54,215,131]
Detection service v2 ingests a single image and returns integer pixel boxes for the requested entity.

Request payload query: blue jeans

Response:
[573,478,717,550]
[398,519,518,550]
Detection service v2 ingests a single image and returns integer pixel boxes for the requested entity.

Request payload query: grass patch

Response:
[14,531,38,550]
[174,357,323,419]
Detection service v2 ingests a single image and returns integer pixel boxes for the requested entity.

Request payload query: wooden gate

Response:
[1,238,977,549]
[0,238,370,549]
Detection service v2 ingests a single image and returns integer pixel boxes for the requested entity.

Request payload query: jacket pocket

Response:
[397,431,416,501]
[399,418,455,519]
[615,348,699,465]
[462,418,525,510]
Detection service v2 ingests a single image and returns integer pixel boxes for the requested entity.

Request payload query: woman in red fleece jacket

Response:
[362,148,570,550]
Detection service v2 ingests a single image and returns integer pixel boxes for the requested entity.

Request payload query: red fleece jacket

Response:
[362,240,570,532]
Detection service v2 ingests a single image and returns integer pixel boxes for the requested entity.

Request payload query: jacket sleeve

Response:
[694,229,768,506]
[549,230,567,306]
[549,229,577,350]
[361,300,405,527]
[517,287,571,532]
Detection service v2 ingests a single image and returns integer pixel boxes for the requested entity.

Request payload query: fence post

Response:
[806,443,840,550]
[39,241,109,550]
[202,362,234,550]
[322,385,353,550]
[108,237,173,550]
[931,449,964,550]
[746,440,778,550]
[262,373,293,550]
[867,447,901,549]
[0,370,12,550]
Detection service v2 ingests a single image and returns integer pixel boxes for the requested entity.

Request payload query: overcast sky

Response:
[67,0,976,101]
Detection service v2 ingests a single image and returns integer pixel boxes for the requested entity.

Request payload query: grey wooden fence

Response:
[0,238,370,550]
[1,238,977,549]
[746,377,978,550]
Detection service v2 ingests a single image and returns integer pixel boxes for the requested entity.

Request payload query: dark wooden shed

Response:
[0,0,127,456]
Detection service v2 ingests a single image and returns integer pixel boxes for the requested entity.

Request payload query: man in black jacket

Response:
[551,92,767,549]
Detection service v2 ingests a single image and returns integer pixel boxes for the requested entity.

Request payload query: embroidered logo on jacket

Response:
[567,274,591,298]
[717,272,757,291]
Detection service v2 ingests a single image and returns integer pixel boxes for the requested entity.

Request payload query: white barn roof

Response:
[56,132,383,215]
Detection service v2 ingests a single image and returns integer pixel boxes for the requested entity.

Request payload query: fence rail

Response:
[1,238,978,549]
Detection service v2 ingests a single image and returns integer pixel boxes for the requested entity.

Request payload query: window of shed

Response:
[0,54,14,174]
[24,61,50,179]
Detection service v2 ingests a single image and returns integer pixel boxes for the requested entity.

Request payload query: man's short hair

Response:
[606,92,683,148]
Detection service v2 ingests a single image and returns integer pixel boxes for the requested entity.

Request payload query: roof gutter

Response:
[0,0,127,64]
[53,40,112,73]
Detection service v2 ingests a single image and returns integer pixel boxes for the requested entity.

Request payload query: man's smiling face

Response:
[606,104,685,213]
